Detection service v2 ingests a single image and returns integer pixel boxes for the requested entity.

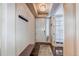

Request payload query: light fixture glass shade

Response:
[38,3,47,12]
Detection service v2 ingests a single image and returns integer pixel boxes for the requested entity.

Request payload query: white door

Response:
[36,18,46,42]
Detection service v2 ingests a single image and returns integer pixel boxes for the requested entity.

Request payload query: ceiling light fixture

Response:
[38,3,47,12]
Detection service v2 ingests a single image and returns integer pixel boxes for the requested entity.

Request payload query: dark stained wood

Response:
[19,44,35,56]
[30,43,40,56]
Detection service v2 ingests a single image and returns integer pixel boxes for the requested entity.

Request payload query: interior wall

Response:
[1,3,16,56]
[0,3,2,55]
[16,3,35,55]
[76,3,79,56]
[63,4,76,56]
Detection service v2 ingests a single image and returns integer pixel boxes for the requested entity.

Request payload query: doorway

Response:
[36,18,50,43]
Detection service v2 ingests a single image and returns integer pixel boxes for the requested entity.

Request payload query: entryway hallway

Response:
[0,3,79,56]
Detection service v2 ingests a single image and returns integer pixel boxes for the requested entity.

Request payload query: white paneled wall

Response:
[1,3,16,56]
[16,4,35,55]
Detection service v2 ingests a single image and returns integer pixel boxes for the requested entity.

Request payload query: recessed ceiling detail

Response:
[33,3,53,17]
[27,3,60,18]
[37,3,48,12]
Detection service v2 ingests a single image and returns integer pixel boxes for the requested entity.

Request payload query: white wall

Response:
[63,4,76,56]
[0,3,2,55]
[16,4,35,55]
[1,3,16,56]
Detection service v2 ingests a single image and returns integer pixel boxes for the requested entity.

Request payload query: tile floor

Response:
[38,45,53,56]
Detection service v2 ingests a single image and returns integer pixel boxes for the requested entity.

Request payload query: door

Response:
[36,18,46,42]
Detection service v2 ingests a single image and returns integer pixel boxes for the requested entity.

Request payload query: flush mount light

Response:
[38,3,47,12]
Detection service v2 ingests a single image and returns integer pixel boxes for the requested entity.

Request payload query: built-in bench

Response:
[19,44,35,56]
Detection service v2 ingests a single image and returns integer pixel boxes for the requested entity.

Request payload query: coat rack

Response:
[18,15,28,22]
